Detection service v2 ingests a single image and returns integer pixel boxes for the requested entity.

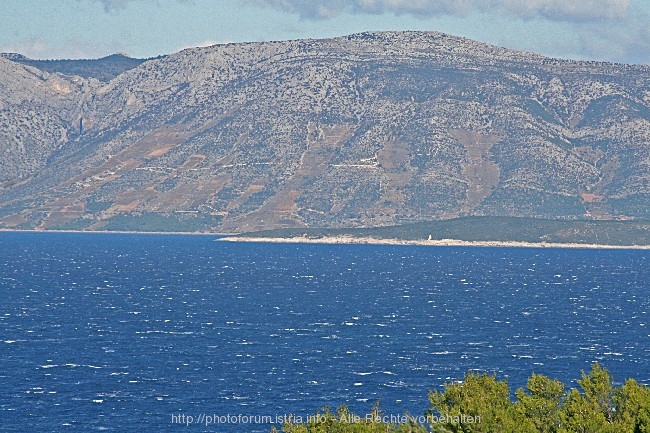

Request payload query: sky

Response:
[1,0,649,64]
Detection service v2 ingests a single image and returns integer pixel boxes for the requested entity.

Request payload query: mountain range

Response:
[1,31,649,233]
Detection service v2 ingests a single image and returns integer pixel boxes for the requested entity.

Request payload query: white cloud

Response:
[1,37,126,60]
[496,0,630,20]
[86,0,192,13]
[244,0,631,21]
[96,0,137,10]
[174,39,230,52]
[577,13,650,64]
[1,38,50,59]
[243,0,650,64]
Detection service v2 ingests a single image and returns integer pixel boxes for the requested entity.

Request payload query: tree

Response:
[558,388,610,433]
[426,371,534,433]
[612,379,650,433]
[515,373,565,433]
[578,363,614,423]
[634,405,650,433]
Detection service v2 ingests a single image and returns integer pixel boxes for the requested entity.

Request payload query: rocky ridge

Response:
[0,31,649,232]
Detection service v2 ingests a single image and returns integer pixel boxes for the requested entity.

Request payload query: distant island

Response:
[221,216,650,249]
[1,31,649,234]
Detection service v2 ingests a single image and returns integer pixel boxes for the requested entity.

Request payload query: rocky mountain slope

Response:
[0,31,649,233]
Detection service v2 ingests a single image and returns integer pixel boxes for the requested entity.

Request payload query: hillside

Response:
[0,31,649,233]
[0,53,150,82]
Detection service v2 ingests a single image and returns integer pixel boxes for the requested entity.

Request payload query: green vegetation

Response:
[100,212,223,232]
[84,198,113,213]
[271,364,650,433]
[47,217,95,231]
[239,216,650,246]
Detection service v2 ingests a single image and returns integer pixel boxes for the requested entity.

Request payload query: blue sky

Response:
[1,0,649,64]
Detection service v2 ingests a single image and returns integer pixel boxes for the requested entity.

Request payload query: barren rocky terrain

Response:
[1,31,649,233]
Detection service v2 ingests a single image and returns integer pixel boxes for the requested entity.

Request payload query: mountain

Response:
[0,53,151,82]
[0,31,649,233]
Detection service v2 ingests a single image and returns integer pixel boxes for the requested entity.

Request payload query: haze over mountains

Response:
[1,31,649,233]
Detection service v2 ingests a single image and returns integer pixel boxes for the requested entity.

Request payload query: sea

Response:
[1,232,648,432]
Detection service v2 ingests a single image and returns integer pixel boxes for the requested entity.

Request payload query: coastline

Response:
[218,235,650,250]
[0,229,231,236]
[1,229,648,249]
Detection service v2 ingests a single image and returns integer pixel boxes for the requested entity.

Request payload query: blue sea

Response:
[1,232,648,432]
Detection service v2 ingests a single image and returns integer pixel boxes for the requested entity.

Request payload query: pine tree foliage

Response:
[273,364,650,433]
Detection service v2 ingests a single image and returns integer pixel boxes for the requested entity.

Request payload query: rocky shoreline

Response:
[218,235,650,249]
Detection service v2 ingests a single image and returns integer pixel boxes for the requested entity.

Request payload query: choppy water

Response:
[1,232,648,432]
